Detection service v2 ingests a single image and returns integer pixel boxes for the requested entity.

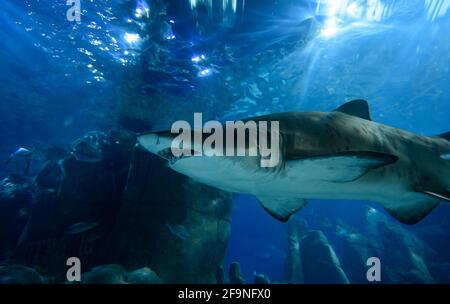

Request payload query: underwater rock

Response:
[82,264,127,284]
[364,207,435,283]
[332,213,382,284]
[285,218,306,284]
[125,267,162,284]
[69,131,106,163]
[401,251,434,284]
[428,263,450,283]
[34,160,64,190]
[253,273,270,284]
[107,145,233,283]
[26,130,135,237]
[300,230,350,284]
[338,232,380,284]
[5,130,231,283]
[216,266,225,284]
[17,189,60,243]
[12,189,67,274]
[0,175,32,256]
[0,265,45,284]
[13,130,136,274]
[77,264,162,284]
[229,262,246,284]
[385,244,434,284]
[56,130,135,226]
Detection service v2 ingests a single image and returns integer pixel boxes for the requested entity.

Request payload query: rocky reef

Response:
[300,231,350,284]
[228,262,246,284]
[107,145,232,283]
[0,130,232,283]
[0,265,45,284]
[0,130,448,284]
[81,264,162,284]
[284,203,443,284]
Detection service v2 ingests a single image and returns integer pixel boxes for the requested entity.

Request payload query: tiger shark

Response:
[138,100,450,224]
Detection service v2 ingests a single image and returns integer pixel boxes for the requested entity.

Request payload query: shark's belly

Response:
[190,165,410,203]
[253,174,394,201]
[252,164,413,203]
[172,153,417,204]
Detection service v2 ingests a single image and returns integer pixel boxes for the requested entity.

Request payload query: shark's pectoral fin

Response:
[382,198,440,225]
[288,151,398,183]
[256,196,307,222]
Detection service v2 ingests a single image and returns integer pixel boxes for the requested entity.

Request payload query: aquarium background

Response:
[1,0,449,284]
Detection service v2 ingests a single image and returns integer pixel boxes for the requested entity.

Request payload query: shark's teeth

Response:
[157,147,198,165]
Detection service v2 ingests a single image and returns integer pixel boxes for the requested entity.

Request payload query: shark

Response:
[138,100,450,224]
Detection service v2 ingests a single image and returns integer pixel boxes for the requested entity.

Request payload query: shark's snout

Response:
[138,132,173,156]
[138,133,159,153]
[138,132,196,164]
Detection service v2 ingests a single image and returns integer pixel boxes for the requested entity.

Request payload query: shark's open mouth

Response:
[157,147,197,164]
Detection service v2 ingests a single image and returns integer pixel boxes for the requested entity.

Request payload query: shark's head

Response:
[137,130,276,192]
[137,131,178,162]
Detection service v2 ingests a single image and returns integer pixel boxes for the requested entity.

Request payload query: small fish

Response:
[335,226,348,237]
[6,147,33,175]
[173,76,189,82]
[366,206,378,216]
[6,147,32,163]
[166,222,190,240]
[441,154,450,160]
[335,222,361,241]
[1,174,32,185]
[65,221,99,235]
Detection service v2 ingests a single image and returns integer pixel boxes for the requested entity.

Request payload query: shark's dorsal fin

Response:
[333,99,372,121]
[256,196,307,222]
[435,132,450,141]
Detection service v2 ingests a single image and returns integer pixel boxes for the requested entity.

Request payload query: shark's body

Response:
[138,100,450,224]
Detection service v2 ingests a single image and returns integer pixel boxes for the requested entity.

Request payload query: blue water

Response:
[225,195,288,282]
[226,197,450,283]
[1,0,450,283]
